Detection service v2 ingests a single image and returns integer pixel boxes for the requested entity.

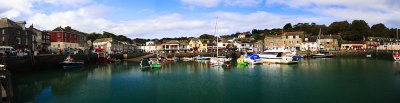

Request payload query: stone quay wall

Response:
[0,53,147,73]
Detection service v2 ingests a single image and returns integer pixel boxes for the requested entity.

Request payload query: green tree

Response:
[328,21,350,35]
[346,20,372,41]
[199,34,215,39]
[283,23,293,31]
[371,23,389,37]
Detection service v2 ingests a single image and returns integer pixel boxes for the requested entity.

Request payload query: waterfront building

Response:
[179,40,191,53]
[300,36,318,52]
[264,35,283,50]
[189,38,207,52]
[252,40,264,53]
[234,41,252,52]
[341,41,367,51]
[238,32,251,39]
[28,25,51,52]
[0,18,34,50]
[93,38,126,54]
[161,40,180,53]
[372,37,400,51]
[281,31,305,51]
[141,41,158,53]
[317,35,341,51]
[50,26,87,50]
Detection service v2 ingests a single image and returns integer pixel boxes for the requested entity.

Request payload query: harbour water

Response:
[12,58,400,103]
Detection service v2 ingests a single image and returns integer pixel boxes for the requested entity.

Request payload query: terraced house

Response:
[0,18,33,50]
[50,26,87,50]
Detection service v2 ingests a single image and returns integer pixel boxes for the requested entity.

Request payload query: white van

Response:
[0,46,15,55]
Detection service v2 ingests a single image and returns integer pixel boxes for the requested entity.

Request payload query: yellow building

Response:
[189,38,208,52]
[51,42,80,50]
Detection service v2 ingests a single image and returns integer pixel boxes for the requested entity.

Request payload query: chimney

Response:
[65,26,72,30]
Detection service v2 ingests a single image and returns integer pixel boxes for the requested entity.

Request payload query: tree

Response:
[283,23,293,31]
[371,23,389,37]
[328,21,350,35]
[346,20,372,41]
[199,34,215,39]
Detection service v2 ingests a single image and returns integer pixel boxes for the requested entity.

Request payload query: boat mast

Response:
[318,28,321,51]
[214,17,219,58]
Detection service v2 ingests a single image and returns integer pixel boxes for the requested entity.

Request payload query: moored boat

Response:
[60,56,84,68]
[243,54,262,64]
[182,57,194,61]
[259,49,298,64]
[237,56,249,66]
[393,52,400,61]
[311,51,334,58]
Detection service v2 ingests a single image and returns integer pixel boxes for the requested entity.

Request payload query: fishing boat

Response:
[311,51,334,58]
[149,58,161,68]
[259,49,298,64]
[243,54,262,64]
[366,54,372,58]
[140,58,161,69]
[194,55,211,60]
[60,55,84,68]
[209,17,231,66]
[237,56,249,66]
[182,57,194,61]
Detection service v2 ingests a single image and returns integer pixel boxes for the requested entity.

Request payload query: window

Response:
[16,37,21,44]
[2,29,4,34]
[25,38,28,45]
[57,33,61,42]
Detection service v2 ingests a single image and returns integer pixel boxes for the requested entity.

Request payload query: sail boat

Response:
[311,28,334,58]
[209,17,230,66]
[393,28,400,61]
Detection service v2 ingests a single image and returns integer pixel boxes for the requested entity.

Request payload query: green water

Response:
[12,58,400,103]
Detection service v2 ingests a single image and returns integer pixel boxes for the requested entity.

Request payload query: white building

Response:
[300,37,318,51]
[93,38,126,54]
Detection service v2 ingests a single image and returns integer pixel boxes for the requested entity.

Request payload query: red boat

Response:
[393,52,400,61]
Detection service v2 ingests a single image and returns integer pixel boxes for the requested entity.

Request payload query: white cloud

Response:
[0,0,34,18]
[180,0,263,8]
[266,0,400,27]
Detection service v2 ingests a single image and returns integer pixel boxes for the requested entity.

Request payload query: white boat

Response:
[194,55,211,60]
[366,54,372,58]
[60,56,84,68]
[182,57,194,61]
[259,49,298,64]
[209,17,231,66]
[393,52,400,61]
[243,54,262,64]
[311,51,334,58]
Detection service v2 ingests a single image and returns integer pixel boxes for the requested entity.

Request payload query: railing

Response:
[0,56,12,103]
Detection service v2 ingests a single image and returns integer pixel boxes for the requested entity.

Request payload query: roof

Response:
[52,26,66,31]
[304,36,318,42]
[0,18,21,29]
[283,31,305,36]
[165,40,179,44]
[342,41,365,44]
[319,35,341,39]
[94,38,113,43]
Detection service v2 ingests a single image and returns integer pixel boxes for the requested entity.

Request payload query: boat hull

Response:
[61,62,84,68]
[311,55,333,58]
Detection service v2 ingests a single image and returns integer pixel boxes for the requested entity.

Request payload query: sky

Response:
[1,0,400,39]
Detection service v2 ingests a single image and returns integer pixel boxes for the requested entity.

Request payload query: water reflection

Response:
[12,58,400,103]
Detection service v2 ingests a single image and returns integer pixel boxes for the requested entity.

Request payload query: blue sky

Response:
[1,0,399,39]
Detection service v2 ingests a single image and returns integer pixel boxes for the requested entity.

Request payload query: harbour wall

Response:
[0,53,147,73]
[165,51,394,59]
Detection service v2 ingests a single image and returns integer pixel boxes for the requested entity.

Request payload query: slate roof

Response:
[0,18,21,29]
